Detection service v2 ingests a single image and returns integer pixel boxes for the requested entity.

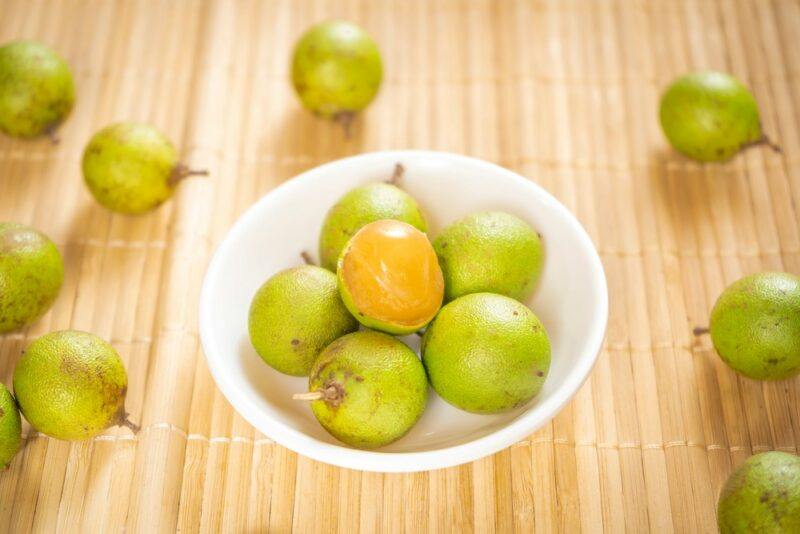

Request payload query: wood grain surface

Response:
[1,0,799,532]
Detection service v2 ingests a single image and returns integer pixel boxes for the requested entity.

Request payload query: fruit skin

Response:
[709,272,800,380]
[422,292,550,414]
[0,41,75,138]
[433,211,543,303]
[0,222,64,333]
[319,182,427,272]
[337,220,443,335]
[307,330,428,449]
[13,330,129,441]
[717,451,800,533]
[291,20,382,120]
[82,122,183,214]
[659,71,763,162]
[248,266,359,376]
[0,383,22,469]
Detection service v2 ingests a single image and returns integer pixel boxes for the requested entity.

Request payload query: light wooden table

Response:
[1,0,799,532]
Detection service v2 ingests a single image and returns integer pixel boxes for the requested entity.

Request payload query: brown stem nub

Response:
[334,111,355,139]
[389,163,405,185]
[693,326,710,336]
[293,391,326,401]
[119,413,141,433]
[300,251,315,266]
[741,133,782,155]
[45,126,60,145]
[169,163,210,186]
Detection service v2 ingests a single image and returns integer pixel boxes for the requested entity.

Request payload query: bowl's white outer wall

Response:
[199,151,608,473]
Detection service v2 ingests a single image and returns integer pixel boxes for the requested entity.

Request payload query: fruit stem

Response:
[45,126,60,145]
[388,163,405,185]
[119,413,141,433]
[334,111,355,139]
[693,326,710,336]
[170,163,210,186]
[293,391,326,401]
[300,251,315,266]
[741,133,782,155]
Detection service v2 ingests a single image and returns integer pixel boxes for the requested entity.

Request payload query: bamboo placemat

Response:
[1,0,799,532]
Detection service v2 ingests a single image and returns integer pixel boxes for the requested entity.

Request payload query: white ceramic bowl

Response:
[199,150,608,472]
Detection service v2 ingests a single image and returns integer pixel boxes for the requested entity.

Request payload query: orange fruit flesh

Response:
[342,220,444,327]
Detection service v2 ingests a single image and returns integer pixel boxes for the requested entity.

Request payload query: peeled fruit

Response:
[717,451,800,533]
[0,383,21,469]
[295,330,427,449]
[319,181,427,271]
[13,330,132,440]
[709,272,800,380]
[249,265,359,376]
[338,219,443,335]
[434,211,543,302]
[659,71,774,162]
[422,293,551,413]
[0,41,75,139]
[82,122,206,214]
[0,222,64,333]
[291,20,382,129]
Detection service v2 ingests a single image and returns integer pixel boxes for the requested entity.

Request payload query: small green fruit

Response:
[13,330,131,440]
[0,41,75,138]
[291,20,382,128]
[0,383,22,469]
[422,292,551,414]
[717,451,800,533]
[338,219,443,335]
[82,122,205,214]
[298,330,427,449]
[248,265,359,376]
[0,222,64,333]
[319,181,427,271]
[709,272,800,380]
[433,211,543,302]
[659,71,772,162]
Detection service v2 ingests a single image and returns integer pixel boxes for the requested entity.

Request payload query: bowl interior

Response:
[201,151,606,465]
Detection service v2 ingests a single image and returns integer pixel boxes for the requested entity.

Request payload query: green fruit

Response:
[0,383,22,469]
[299,330,427,449]
[422,293,551,414]
[82,122,204,214]
[13,330,130,441]
[291,20,382,126]
[709,272,800,380]
[659,71,767,162]
[717,451,800,533]
[433,211,543,302]
[248,265,359,376]
[319,182,427,271]
[0,41,75,138]
[0,222,64,333]
[338,219,443,335]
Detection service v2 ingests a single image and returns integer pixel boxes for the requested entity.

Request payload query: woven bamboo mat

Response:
[0,0,799,532]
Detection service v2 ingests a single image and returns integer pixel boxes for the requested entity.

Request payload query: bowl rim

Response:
[199,149,608,473]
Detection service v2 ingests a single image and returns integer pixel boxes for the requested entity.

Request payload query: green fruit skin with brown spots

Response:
[0,383,22,469]
[82,122,180,214]
[433,211,543,303]
[659,71,762,162]
[291,20,382,119]
[249,266,359,376]
[422,293,551,414]
[710,272,800,380]
[0,41,75,138]
[319,183,428,272]
[308,331,428,449]
[13,330,128,441]
[717,451,800,533]
[0,222,64,333]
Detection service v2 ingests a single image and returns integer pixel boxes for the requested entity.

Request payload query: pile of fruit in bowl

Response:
[247,168,551,449]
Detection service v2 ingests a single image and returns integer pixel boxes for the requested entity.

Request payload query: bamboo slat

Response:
[0,0,799,532]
